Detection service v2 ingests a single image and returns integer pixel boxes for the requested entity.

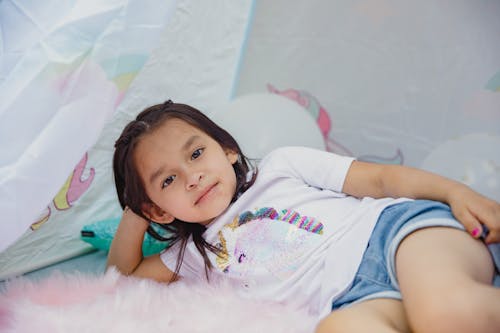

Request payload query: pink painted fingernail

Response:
[471,228,480,237]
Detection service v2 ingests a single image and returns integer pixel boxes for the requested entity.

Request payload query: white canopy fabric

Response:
[0,0,178,253]
[0,0,253,279]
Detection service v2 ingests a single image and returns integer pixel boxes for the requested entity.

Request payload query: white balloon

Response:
[212,93,325,159]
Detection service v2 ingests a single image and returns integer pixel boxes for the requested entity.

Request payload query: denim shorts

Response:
[331,199,500,310]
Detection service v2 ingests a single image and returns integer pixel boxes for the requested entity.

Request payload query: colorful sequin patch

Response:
[229,207,324,235]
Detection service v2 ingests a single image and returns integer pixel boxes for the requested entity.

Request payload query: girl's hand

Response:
[108,206,175,281]
[342,160,500,243]
[447,186,500,244]
[107,206,150,273]
[122,206,150,228]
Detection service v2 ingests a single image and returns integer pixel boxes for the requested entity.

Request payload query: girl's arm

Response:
[342,160,500,243]
[107,207,175,282]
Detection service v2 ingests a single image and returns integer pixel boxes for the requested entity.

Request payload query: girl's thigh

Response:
[396,227,499,333]
[315,298,410,333]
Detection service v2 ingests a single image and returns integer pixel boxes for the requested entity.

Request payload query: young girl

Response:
[108,100,500,333]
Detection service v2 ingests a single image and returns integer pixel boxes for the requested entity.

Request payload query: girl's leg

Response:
[396,227,500,333]
[315,298,410,333]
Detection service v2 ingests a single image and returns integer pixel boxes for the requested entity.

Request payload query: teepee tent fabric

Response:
[235,0,500,201]
[0,0,253,279]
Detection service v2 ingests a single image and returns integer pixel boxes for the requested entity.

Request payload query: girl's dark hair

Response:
[113,100,255,282]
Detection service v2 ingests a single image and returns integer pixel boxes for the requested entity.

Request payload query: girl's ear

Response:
[225,149,239,165]
[141,203,175,224]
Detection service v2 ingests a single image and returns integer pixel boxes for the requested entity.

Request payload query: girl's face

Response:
[133,118,239,225]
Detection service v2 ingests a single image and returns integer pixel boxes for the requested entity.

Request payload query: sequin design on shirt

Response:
[237,207,324,234]
[215,207,324,280]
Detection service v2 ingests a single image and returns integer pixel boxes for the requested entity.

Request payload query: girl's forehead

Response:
[158,117,201,134]
[149,118,206,142]
[137,118,210,155]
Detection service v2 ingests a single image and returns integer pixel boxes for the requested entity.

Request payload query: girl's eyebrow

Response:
[149,166,166,185]
[148,135,201,185]
[182,135,200,151]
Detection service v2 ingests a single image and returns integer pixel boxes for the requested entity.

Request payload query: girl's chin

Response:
[199,204,232,226]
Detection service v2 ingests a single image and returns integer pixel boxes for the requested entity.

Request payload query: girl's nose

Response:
[186,171,203,190]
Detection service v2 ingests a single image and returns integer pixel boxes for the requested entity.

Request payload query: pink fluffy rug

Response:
[0,269,317,333]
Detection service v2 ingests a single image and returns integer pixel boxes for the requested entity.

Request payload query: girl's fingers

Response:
[453,207,483,239]
[485,228,499,244]
[471,201,500,243]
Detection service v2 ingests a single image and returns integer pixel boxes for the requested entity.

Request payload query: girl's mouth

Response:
[195,183,218,205]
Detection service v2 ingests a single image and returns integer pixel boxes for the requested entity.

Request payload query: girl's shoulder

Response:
[257,146,355,191]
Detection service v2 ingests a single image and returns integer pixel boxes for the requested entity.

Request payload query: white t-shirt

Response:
[161,146,407,319]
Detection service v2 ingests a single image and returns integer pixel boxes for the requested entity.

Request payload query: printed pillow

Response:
[81,217,171,256]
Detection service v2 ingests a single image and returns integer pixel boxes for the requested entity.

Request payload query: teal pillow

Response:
[81,217,171,256]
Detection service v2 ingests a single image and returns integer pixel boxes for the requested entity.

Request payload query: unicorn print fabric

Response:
[215,207,324,278]
[160,146,409,319]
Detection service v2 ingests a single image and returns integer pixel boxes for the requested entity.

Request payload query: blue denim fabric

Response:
[332,200,464,310]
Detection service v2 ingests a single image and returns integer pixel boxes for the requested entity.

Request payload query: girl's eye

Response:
[162,175,176,189]
[191,148,204,160]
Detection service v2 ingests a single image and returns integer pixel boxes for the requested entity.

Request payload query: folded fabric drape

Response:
[0,0,177,252]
